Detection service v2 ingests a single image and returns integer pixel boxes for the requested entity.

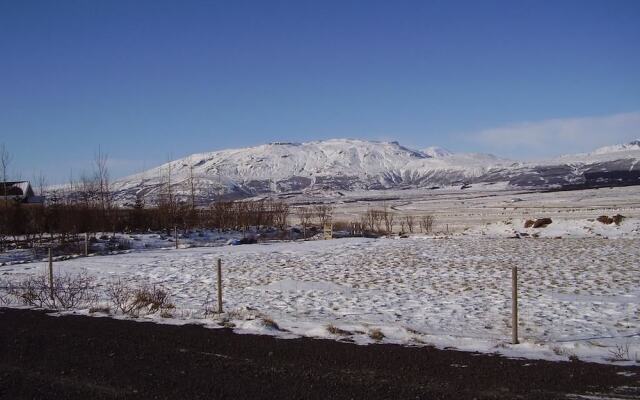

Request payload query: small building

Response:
[0,181,45,204]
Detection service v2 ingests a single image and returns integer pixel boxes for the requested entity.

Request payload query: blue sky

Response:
[1,0,639,183]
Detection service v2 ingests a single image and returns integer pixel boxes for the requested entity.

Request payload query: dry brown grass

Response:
[368,328,385,341]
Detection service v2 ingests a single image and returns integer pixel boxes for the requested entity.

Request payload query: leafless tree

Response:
[363,209,374,232]
[1,143,11,202]
[0,144,10,251]
[373,210,384,232]
[382,207,395,233]
[271,201,289,231]
[351,220,364,236]
[189,164,196,210]
[78,171,98,207]
[359,213,370,232]
[314,204,334,226]
[420,215,435,233]
[296,206,314,239]
[404,215,415,233]
[34,170,47,197]
[362,208,385,233]
[157,161,177,230]
[94,147,111,216]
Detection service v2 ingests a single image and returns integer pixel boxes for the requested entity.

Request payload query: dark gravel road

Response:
[1,308,638,399]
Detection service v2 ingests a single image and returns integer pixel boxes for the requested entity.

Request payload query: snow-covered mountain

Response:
[592,139,640,154]
[422,146,453,158]
[110,139,640,204]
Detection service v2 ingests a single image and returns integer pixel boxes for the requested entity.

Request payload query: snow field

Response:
[1,236,639,364]
[464,217,640,238]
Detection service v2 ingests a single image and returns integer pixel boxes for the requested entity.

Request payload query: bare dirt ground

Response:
[1,308,638,400]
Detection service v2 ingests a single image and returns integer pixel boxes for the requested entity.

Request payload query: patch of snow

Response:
[422,146,453,158]
[2,236,639,365]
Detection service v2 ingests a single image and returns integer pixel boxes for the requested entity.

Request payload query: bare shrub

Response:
[0,279,11,305]
[107,237,132,251]
[368,328,385,341]
[608,344,631,362]
[9,274,48,307]
[132,286,174,315]
[53,271,97,309]
[261,317,284,331]
[331,220,351,232]
[202,297,219,317]
[420,215,435,233]
[106,278,137,314]
[89,306,111,314]
[106,279,174,317]
[327,324,352,336]
[9,271,97,310]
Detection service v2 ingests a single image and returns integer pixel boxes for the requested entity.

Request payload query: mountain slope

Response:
[422,146,453,158]
[110,139,640,204]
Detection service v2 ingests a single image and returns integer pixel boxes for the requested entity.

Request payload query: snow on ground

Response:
[0,230,248,266]
[2,236,639,365]
[464,217,640,238]
[304,184,640,233]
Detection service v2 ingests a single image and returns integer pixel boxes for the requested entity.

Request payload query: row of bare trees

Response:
[0,143,294,248]
[0,143,438,252]
[295,204,334,238]
[358,208,435,234]
[0,200,437,252]
[0,199,292,245]
[209,200,289,232]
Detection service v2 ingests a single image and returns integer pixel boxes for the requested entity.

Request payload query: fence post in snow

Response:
[512,266,519,345]
[48,247,54,302]
[84,233,89,256]
[217,258,223,314]
[174,226,178,249]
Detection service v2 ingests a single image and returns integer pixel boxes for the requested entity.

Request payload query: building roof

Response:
[0,181,31,196]
[0,181,42,203]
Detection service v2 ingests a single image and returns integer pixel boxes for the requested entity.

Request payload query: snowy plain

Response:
[2,230,639,365]
[2,184,640,365]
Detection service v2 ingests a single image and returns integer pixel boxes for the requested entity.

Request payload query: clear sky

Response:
[1,0,639,183]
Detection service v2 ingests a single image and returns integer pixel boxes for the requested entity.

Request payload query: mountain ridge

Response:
[110,139,640,204]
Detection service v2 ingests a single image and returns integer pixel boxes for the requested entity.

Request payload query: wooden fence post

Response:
[217,258,223,314]
[175,226,178,249]
[512,266,519,344]
[48,247,54,302]
[84,233,89,256]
